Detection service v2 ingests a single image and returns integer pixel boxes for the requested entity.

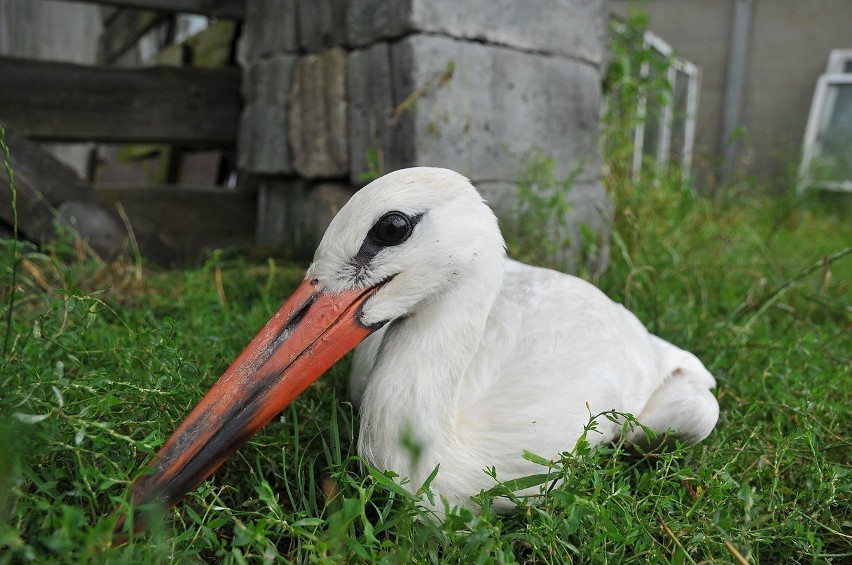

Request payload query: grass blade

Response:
[1,127,19,356]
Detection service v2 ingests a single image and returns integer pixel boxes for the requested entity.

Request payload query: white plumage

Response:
[306,167,719,511]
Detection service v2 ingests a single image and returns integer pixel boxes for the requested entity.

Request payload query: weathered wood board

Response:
[0,57,241,145]
[83,0,244,19]
[0,129,125,258]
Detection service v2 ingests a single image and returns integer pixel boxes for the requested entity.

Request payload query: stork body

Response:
[350,260,717,511]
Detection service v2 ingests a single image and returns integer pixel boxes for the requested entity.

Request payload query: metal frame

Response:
[677,59,700,179]
[631,31,700,179]
[799,73,852,193]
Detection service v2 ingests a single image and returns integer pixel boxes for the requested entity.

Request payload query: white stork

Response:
[116,168,719,532]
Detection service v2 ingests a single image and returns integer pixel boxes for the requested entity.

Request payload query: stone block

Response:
[348,0,605,65]
[256,178,354,255]
[305,183,355,240]
[474,181,517,219]
[555,179,612,275]
[237,0,298,63]
[288,48,349,178]
[256,177,299,248]
[298,0,348,52]
[389,35,601,185]
[347,0,411,47]
[239,55,296,174]
[478,179,611,274]
[347,42,399,185]
[97,186,256,266]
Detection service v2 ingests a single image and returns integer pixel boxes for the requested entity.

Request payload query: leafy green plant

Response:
[504,149,590,274]
[603,12,676,201]
[358,147,385,184]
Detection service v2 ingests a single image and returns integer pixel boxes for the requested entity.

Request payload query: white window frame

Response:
[631,32,700,180]
[826,48,852,73]
[799,73,852,193]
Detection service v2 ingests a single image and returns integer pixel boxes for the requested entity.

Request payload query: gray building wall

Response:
[611,0,852,188]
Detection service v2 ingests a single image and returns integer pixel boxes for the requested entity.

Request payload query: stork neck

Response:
[357,254,504,476]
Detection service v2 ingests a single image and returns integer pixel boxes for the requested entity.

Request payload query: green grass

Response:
[6,12,847,562]
[1,176,850,563]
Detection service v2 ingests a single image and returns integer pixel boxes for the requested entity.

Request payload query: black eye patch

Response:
[351,211,424,271]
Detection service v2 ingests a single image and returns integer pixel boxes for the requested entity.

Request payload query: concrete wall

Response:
[240,0,611,270]
[611,0,852,187]
[0,0,103,177]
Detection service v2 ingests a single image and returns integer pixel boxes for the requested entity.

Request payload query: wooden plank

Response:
[81,0,244,19]
[0,57,241,145]
[98,9,167,64]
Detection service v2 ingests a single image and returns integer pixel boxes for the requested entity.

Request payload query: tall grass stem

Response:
[1,127,19,356]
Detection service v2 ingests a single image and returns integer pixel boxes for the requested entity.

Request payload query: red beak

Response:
[113,278,381,540]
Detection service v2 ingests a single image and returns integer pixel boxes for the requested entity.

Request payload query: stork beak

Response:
[113,277,381,540]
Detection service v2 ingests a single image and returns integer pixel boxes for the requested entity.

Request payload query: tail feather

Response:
[627,336,719,449]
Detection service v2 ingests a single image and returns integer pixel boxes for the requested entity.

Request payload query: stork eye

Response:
[370,212,413,246]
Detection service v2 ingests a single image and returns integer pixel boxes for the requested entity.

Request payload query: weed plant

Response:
[503,150,586,273]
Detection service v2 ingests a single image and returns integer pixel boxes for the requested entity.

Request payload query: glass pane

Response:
[669,69,690,165]
[641,53,669,164]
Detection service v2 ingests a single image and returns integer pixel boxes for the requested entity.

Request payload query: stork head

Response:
[310,167,504,325]
[113,168,504,539]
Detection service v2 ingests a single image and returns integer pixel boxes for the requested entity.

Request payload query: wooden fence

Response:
[0,0,254,265]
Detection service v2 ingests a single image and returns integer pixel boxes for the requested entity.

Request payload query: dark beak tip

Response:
[110,510,135,547]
